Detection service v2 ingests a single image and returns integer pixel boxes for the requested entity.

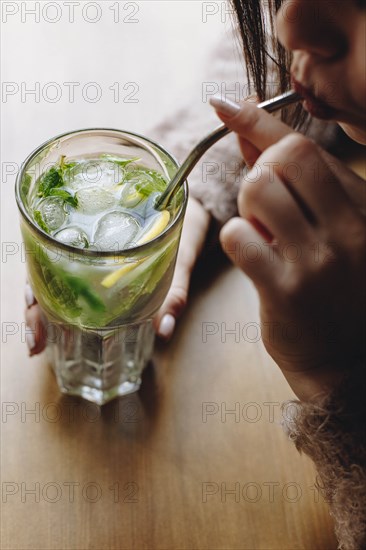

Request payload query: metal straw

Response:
[155,90,300,210]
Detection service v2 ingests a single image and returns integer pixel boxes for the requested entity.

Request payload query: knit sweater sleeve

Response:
[282,364,366,550]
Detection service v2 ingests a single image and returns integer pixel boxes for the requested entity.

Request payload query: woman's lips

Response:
[292,79,337,120]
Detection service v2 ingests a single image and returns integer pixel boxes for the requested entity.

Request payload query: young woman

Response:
[156,2,366,547]
[26,1,365,547]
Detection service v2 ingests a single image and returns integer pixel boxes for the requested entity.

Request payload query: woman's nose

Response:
[276,0,346,59]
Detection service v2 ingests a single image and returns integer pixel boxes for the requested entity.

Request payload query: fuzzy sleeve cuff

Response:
[282,366,366,550]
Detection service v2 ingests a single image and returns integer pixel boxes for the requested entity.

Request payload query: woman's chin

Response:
[338,123,366,145]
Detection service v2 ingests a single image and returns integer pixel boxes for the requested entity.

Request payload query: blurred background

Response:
[2,1,232,153]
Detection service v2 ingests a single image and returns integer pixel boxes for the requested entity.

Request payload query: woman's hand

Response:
[24,196,211,354]
[211,97,366,401]
[154,196,211,340]
[24,283,46,356]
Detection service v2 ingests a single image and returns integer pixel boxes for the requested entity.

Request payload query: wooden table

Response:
[1,253,338,549]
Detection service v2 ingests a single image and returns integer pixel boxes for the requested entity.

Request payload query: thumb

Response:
[220,217,282,290]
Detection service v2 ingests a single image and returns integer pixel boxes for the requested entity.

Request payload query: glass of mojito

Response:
[16,129,188,405]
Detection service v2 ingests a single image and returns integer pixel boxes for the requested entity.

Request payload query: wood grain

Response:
[1,265,338,550]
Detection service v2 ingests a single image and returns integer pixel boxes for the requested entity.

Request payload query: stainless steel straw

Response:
[155,90,300,210]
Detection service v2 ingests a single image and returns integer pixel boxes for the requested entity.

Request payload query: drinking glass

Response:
[16,129,188,405]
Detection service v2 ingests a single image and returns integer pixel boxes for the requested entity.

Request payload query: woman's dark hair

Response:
[230,0,307,128]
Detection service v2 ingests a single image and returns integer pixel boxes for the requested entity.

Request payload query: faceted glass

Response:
[16,129,188,405]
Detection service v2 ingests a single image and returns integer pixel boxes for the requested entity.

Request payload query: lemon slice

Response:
[137,210,170,246]
[100,210,170,288]
[101,258,145,289]
[122,190,145,207]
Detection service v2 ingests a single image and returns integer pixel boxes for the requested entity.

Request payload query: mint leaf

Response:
[101,156,142,186]
[112,239,177,319]
[36,157,78,208]
[48,188,78,207]
[59,155,76,172]
[102,154,141,167]
[133,169,167,197]
[34,210,50,234]
[41,266,81,318]
[21,173,32,203]
[38,166,63,197]
[64,275,105,313]
[138,239,177,296]
[23,232,82,318]
[59,156,77,185]
[36,243,105,315]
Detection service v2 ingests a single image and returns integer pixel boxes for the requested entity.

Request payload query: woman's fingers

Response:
[154,276,189,341]
[25,282,46,356]
[238,97,262,168]
[25,309,46,357]
[210,97,363,228]
[238,137,261,169]
[154,197,211,341]
[25,307,46,356]
[25,283,36,309]
[210,96,293,151]
[220,217,282,291]
[265,134,359,225]
[238,159,314,244]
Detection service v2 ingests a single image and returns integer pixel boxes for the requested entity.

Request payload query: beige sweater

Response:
[148,34,366,550]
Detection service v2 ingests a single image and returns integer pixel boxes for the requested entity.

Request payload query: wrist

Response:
[281,366,347,403]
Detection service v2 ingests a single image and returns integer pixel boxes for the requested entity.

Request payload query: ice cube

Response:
[102,162,125,186]
[93,211,140,251]
[39,197,66,231]
[55,226,89,249]
[120,179,144,208]
[76,186,116,215]
[68,160,124,190]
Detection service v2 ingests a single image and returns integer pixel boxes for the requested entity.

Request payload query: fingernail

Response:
[26,331,36,355]
[25,284,36,308]
[158,314,176,341]
[209,95,241,118]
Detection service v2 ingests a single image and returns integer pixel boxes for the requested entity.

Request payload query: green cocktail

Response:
[16,129,188,405]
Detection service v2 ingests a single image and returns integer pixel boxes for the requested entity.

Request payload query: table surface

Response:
[1,3,365,549]
[2,260,340,550]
